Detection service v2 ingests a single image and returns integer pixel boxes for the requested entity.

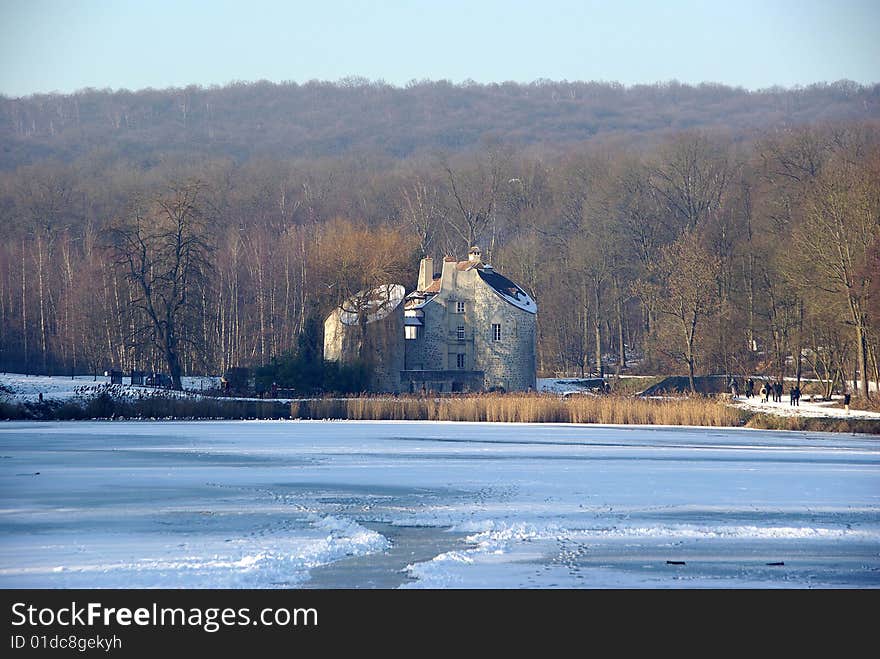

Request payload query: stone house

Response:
[324,247,537,393]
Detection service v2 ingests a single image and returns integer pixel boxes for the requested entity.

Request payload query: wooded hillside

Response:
[3,79,878,167]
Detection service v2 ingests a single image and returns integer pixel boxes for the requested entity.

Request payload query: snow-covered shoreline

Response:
[731,393,880,420]
[0,373,220,403]
[3,373,878,427]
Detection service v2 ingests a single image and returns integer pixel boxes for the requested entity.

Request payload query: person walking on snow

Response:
[760,383,768,403]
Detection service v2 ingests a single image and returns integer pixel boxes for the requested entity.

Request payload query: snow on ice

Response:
[1,420,878,588]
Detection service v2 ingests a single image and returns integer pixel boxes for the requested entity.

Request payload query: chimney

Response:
[418,257,433,291]
[468,246,482,263]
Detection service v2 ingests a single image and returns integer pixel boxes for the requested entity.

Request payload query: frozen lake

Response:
[1,420,878,588]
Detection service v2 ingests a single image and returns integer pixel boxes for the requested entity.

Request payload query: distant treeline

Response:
[0,80,878,398]
[2,79,878,167]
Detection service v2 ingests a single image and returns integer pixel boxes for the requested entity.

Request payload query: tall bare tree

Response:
[651,133,731,233]
[401,178,441,257]
[793,148,879,399]
[109,182,213,390]
[636,231,721,392]
[441,143,512,256]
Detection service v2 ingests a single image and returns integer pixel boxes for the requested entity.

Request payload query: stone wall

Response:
[324,304,405,393]
[472,273,537,391]
[400,369,484,394]
[368,306,405,393]
[404,298,446,371]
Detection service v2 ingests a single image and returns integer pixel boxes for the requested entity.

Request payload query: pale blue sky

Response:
[1,0,877,97]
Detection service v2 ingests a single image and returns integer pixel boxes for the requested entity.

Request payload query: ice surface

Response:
[1,420,878,588]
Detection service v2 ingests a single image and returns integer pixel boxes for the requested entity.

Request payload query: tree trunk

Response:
[165,342,183,391]
[581,282,589,377]
[594,283,603,378]
[20,241,28,373]
[870,342,879,396]
[616,292,626,373]
[795,300,804,387]
[36,232,48,373]
[856,323,869,399]
[685,309,698,393]
[687,354,696,393]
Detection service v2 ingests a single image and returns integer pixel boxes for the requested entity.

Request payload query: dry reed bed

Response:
[291,394,745,426]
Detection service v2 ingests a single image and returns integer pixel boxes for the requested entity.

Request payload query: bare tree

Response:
[440,143,512,256]
[401,178,441,257]
[636,231,721,392]
[793,149,879,399]
[109,182,213,390]
[651,133,731,233]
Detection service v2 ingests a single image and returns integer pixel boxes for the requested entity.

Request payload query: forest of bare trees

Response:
[1,81,878,398]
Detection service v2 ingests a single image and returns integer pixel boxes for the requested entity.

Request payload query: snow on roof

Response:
[477,269,537,314]
[338,284,405,325]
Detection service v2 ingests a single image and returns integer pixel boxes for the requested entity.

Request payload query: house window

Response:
[456,353,465,369]
[456,301,466,314]
[492,323,502,341]
[405,325,418,340]
[457,325,465,340]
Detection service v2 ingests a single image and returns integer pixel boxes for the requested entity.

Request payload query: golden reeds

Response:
[292,394,746,426]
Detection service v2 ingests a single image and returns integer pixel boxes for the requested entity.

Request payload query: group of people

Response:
[759,380,784,403]
[731,377,801,406]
